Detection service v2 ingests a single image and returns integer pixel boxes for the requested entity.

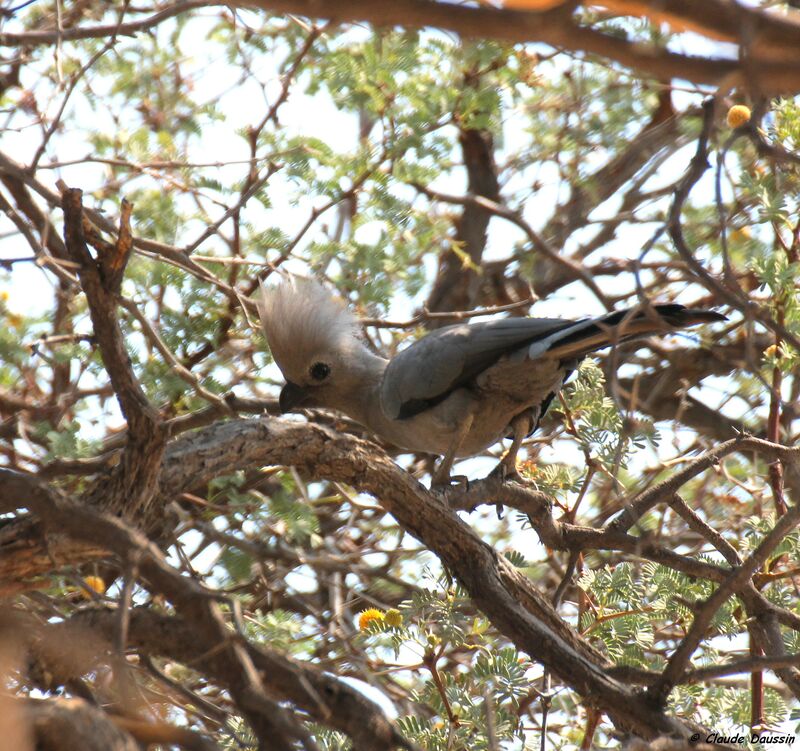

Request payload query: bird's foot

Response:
[489,459,522,483]
[430,473,470,492]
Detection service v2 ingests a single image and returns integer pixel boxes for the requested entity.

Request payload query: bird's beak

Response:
[279,381,311,413]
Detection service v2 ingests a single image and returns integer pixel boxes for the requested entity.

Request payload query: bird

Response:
[259,277,726,486]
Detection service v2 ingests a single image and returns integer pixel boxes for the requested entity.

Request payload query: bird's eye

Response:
[309,362,330,381]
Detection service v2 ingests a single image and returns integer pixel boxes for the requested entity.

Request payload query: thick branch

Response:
[0,1,219,46]
[240,0,800,92]
[20,697,139,751]
[8,0,800,93]
[0,425,703,739]
[0,469,410,751]
[4,418,798,734]
[602,0,800,57]
[60,189,156,439]
[71,609,408,751]
[426,128,499,320]
[60,187,166,517]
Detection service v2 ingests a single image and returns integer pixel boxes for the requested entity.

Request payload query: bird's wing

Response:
[379,317,576,419]
[380,304,726,420]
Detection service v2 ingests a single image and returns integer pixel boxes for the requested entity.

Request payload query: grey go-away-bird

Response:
[259,278,725,486]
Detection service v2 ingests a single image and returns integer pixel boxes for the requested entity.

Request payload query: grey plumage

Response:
[381,317,576,420]
[259,277,726,484]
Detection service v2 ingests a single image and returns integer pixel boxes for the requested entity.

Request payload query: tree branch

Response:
[0,416,742,741]
[240,0,800,92]
[18,697,139,751]
[0,474,415,751]
[649,501,800,705]
[426,127,499,320]
[60,187,167,518]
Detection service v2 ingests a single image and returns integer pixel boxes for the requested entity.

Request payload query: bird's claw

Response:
[430,474,470,492]
[489,460,521,483]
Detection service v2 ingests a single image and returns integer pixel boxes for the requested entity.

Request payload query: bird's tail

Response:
[544,304,727,361]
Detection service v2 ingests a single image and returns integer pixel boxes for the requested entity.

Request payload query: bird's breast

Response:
[441,356,568,456]
[372,356,566,458]
[475,354,566,401]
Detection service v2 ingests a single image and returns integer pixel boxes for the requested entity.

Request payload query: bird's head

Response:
[259,277,366,413]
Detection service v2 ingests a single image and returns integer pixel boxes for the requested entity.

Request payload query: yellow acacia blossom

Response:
[726,105,751,128]
[357,608,385,630]
[78,576,106,599]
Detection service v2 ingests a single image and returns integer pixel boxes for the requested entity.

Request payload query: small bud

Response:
[384,608,403,627]
[726,105,751,128]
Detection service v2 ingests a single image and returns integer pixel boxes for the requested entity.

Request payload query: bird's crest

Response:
[259,277,362,381]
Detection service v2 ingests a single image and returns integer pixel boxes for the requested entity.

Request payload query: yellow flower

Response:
[384,609,403,628]
[0,291,8,302]
[765,344,783,359]
[727,105,751,128]
[357,609,385,630]
[79,576,105,599]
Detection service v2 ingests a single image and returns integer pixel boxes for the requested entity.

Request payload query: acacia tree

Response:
[1,2,800,749]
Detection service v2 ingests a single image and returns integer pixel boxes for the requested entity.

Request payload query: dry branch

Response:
[7,2,800,91]
[60,187,167,518]
[8,414,798,739]
[19,697,140,751]
[241,0,800,93]
[426,127,499,319]
[0,469,419,751]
